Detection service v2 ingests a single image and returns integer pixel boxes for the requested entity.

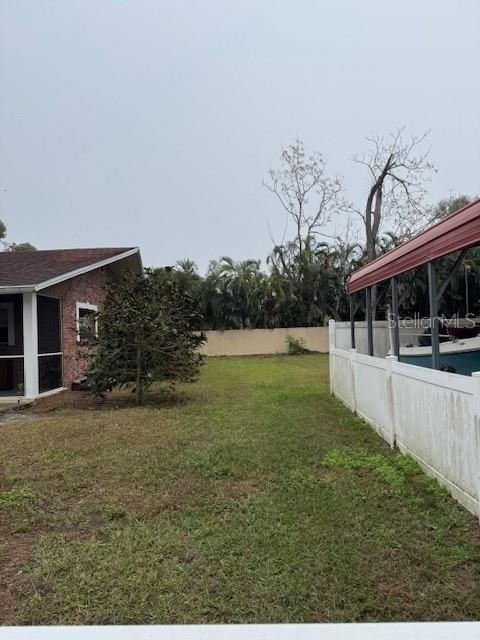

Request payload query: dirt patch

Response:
[0,412,37,427]
[213,477,262,500]
[27,390,104,414]
[25,387,191,415]
[0,535,35,624]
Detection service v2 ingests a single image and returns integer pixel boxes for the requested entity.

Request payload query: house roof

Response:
[0,247,141,292]
[347,198,480,293]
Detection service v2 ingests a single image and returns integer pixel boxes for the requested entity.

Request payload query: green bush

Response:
[285,334,309,355]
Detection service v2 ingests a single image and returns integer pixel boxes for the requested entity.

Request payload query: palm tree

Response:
[217,257,264,328]
[176,258,198,274]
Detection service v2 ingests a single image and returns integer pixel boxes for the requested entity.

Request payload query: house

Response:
[0,247,142,403]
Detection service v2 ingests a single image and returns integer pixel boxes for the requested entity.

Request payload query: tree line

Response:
[155,208,479,331]
[155,129,477,329]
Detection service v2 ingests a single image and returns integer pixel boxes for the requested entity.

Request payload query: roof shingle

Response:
[0,248,137,288]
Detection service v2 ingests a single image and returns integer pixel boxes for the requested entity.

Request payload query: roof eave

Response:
[0,285,36,294]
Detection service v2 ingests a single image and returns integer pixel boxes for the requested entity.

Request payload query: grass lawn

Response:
[1,354,480,624]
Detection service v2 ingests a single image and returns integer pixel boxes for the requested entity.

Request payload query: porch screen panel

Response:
[37,296,63,392]
[0,294,24,395]
[0,294,23,356]
[0,358,24,396]
[38,355,62,393]
[37,296,61,354]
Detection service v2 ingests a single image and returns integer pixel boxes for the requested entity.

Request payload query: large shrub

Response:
[87,269,206,404]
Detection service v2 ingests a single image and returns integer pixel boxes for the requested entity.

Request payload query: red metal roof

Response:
[347,198,480,294]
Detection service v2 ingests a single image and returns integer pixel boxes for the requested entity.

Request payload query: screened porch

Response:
[0,293,63,399]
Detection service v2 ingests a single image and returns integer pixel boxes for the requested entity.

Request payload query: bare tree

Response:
[264,138,343,252]
[351,128,436,263]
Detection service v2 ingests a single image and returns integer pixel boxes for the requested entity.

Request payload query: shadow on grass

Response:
[28,386,195,415]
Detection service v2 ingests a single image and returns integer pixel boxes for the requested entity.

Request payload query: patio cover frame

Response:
[347,198,480,369]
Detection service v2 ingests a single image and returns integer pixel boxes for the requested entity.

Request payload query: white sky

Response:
[0,0,479,272]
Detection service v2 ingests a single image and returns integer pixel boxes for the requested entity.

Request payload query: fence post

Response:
[350,348,357,413]
[328,319,336,350]
[329,320,336,395]
[385,355,397,449]
[471,371,480,520]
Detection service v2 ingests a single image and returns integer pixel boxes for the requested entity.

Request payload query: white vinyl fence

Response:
[329,320,480,518]
[334,320,427,358]
[334,317,480,358]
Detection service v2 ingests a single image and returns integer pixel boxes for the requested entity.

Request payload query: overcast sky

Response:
[0,0,479,272]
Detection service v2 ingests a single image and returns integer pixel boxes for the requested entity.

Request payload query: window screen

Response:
[38,354,63,393]
[37,296,61,354]
[0,309,8,344]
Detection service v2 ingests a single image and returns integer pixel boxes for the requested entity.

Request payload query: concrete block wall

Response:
[200,326,329,356]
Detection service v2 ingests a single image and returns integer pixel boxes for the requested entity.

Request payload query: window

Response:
[76,302,98,343]
[0,303,15,346]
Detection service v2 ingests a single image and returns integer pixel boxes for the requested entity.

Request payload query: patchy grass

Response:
[0,488,35,510]
[0,355,479,624]
[323,447,421,493]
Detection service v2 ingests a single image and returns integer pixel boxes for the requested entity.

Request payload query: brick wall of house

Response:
[41,267,109,388]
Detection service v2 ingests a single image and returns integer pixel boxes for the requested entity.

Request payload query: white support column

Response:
[22,292,38,399]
